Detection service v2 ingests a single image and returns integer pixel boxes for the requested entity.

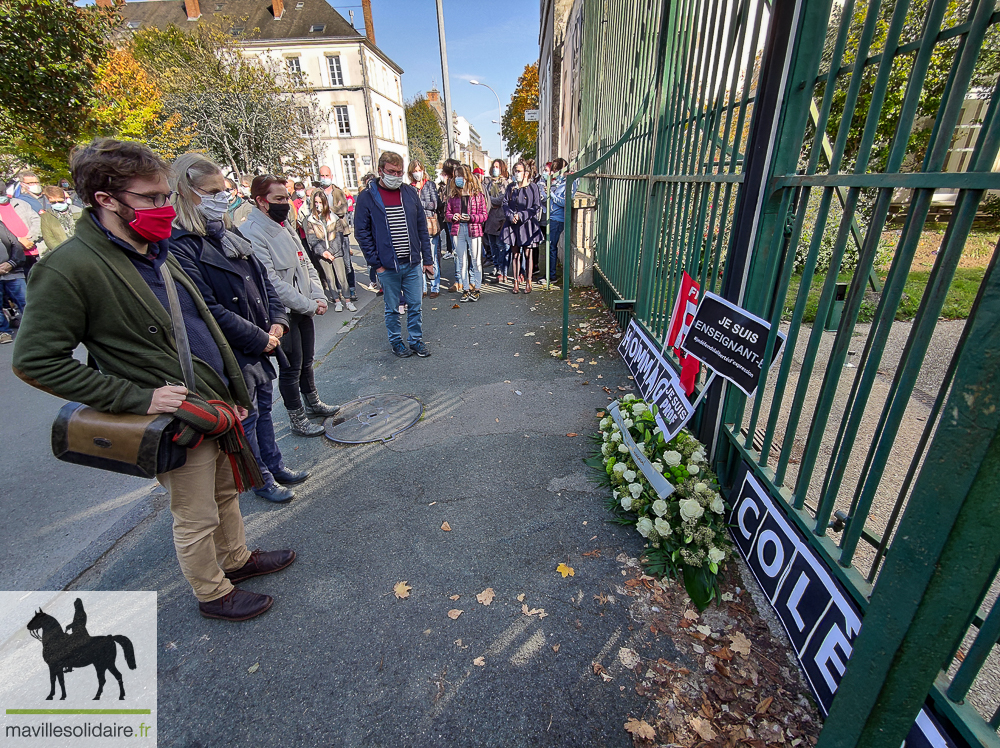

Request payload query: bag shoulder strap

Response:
[159,262,197,392]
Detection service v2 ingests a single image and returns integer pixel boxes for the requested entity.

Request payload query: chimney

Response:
[95,0,114,7]
[272,0,284,19]
[361,0,375,44]
[184,0,201,20]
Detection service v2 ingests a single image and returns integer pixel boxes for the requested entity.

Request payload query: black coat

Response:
[168,227,289,370]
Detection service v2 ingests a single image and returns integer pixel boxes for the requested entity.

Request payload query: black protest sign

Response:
[680,292,785,397]
[617,320,693,442]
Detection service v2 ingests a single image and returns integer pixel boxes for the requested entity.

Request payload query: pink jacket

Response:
[445,193,489,238]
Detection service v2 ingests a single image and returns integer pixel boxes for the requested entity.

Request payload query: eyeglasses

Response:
[114,189,175,208]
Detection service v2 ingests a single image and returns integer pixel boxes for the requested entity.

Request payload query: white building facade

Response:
[119,0,409,190]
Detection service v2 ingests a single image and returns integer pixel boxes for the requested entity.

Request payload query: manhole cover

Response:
[324,393,423,444]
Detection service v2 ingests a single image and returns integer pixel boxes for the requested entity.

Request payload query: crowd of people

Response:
[3,138,570,621]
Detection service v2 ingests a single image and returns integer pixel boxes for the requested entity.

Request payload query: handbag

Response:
[50,263,195,479]
[427,214,440,237]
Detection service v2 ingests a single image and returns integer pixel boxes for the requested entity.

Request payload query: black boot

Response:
[303,392,340,418]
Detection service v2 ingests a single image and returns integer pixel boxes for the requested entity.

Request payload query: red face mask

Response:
[127,204,176,243]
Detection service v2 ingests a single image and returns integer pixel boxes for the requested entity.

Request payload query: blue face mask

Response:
[455,177,465,188]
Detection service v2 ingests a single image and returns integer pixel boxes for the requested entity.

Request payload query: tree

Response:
[502,62,539,161]
[91,48,195,160]
[133,21,327,179]
[820,0,1000,176]
[0,0,119,176]
[405,94,442,177]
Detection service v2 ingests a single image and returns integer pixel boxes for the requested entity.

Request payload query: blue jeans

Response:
[454,224,482,289]
[425,231,443,294]
[378,262,424,346]
[242,375,284,486]
[547,221,565,280]
[0,277,26,334]
[484,234,509,278]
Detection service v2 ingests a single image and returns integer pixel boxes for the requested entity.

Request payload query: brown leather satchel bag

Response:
[50,264,193,479]
[427,214,440,237]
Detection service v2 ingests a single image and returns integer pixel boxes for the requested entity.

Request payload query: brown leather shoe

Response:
[198,588,273,621]
[224,549,296,585]
[429,292,439,299]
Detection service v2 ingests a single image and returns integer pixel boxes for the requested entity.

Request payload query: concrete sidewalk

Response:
[71,276,659,747]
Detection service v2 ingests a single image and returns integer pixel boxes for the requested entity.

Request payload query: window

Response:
[326,55,343,86]
[334,105,351,136]
[309,24,325,32]
[126,19,141,29]
[294,1,303,7]
[214,3,223,10]
[342,154,358,190]
[399,117,404,143]
[375,106,382,137]
[286,57,301,74]
[296,107,312,136]
[229,26,244,35]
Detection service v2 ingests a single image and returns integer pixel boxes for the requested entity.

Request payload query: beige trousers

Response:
[158,440,251,602]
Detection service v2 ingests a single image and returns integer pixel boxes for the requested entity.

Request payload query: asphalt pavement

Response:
[50,259,657,747]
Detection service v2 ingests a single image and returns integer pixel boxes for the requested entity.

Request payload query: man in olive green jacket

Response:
[13,138,295,621]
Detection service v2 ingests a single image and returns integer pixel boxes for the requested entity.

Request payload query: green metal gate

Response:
[566,0,1000,745]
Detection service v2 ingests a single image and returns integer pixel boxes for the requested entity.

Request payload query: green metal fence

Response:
[569,0,1000,744]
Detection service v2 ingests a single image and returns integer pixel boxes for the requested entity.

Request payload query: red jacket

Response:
[445,193,488,238]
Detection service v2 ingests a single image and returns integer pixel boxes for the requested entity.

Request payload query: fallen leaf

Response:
[572,345,581,350]
[496,418,499,422]
[524,332,535,336]
[393,581,412,599]
[730,631,751,657]
[592,662,606,675]
[618,647,640,669]
[690,716,716,741]
[423,629,432,635]
[447,609,463,620]
[473,657,485,666]
[684,610,700,620]
[441,521,452,532]
[507,322,514,325]
[757,696,774,714]
[624,718,655,740]
[696,624,712,636]
[566,433,578,437]
[504,380,511,383]
[247,663,259,674]
[452,304,460,309]
[429,501,437,506]
[576,357,585,362]
[556,563,575,578]
[449,594,460,600]
[516,593,525,602]
[521,604,546,617]
[552,644,560,653]
[514,353,520,357]
[476,588,495,606]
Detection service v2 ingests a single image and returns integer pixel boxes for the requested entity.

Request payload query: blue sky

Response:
[331,0,540,159]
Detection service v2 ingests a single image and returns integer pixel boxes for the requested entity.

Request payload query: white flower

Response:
[711,496,726,514]
[611,431,622,443]
[612,489,619,499]
[620,496,633,511]
[653,426,662,434]
[601,444,611,456]
[692,449,706,464]
[631,403,647,415]
[654,518,671,536]
[687,464,700,475]
[694,481,708,493]
[637,442,647,454]
[636,517,654,537]
[622,469,637,482]
[629,482,643,498]
[600,417,611,429]
[623,418,634,429]
[651,499,668,517]
[618,444,629,454]
[708,547,726,564]
[652,462,664,473]
[664,450,682,467]
[613,462,627,475]
[622,394,637,403]
[679,498,705,522]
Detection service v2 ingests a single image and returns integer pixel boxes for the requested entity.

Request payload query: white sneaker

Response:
[334,301,344,312]
[346,301,357,312]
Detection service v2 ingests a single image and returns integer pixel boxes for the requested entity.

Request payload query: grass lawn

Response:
[782,267,985,324]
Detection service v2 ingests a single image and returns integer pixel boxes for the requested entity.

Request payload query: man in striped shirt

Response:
[355,151,435,358]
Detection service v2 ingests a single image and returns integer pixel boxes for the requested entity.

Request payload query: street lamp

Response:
[470,80,504,165]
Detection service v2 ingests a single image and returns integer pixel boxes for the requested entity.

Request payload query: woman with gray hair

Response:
[167,152,310,503]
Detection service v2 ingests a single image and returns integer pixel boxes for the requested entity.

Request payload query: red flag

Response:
[667,272,701,396]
